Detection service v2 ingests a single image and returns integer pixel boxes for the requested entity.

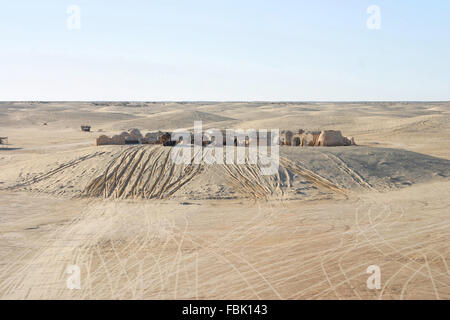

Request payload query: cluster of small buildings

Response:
[96,128,355,147]
[280,129,355,147]
[96,129,172,146]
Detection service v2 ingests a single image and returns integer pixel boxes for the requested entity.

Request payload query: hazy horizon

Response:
[2,100,450,103]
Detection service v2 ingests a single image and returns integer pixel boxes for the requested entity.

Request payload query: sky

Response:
[0,0,449,101]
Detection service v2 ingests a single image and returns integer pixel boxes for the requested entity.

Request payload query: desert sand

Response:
[0,101,449,299]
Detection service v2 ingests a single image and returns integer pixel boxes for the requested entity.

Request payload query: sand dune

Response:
[0,101,449,299]
[2,145,448,201]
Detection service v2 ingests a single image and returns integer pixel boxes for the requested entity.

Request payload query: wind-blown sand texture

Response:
[0,101,449,299]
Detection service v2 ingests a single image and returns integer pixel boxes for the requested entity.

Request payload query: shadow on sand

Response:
[0,147,22,151]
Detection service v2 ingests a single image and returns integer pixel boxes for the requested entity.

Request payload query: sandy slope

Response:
[1,144,448,200]
[0,101,449,299]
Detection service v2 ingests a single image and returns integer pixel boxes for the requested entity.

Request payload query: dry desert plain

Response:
[0,101,449,299]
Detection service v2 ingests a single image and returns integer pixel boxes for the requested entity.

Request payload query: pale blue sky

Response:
[1,1,449,101]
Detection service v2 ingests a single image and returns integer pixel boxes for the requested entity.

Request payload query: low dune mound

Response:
[281,147,450,191]
[2,145,449,201]
[79,146,348,201]
[82,147,202,200]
